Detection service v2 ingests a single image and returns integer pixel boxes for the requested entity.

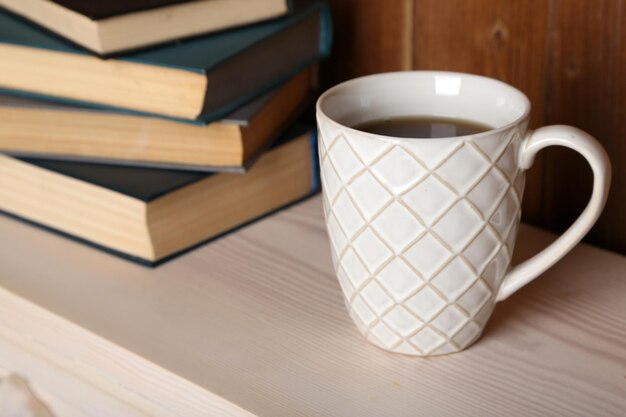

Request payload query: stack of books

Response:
[0,0,331,265]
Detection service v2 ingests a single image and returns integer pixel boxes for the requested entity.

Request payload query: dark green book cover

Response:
[0,0,331,123]
[1,127,320,266]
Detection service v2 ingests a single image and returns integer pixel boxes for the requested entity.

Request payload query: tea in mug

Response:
[353,116,492,138]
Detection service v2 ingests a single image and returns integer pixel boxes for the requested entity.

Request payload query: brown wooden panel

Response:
[412,0,550,223]
[543,0,626,253]
[320,0,413,86]
[412,0,549,127]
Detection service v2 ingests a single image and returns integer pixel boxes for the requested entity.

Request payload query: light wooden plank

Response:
[0,340,146,417]
[0,196,625,416]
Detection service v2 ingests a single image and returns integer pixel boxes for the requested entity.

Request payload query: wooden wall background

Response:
[320,0,626,255]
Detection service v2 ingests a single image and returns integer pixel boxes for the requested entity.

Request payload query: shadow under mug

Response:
[316,71,611,356]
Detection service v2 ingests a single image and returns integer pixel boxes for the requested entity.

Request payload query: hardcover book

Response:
[0,68,314,171]
[0,1,331,122]
[0,128,319,265]
[0,0,290,55]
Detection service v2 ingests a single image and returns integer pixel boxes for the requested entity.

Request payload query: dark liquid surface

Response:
[353,116,492,138]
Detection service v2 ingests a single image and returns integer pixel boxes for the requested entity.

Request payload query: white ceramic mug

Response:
[316,71,611,356]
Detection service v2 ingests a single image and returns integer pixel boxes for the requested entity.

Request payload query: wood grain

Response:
[0,196,625,417]
[412,0,549,124]
[0,342,146,417]
[411,0,550,224]
[321,0,413,86]
[542,0,626,253]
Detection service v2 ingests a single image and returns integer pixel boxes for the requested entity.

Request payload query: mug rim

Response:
[316,70,532,143]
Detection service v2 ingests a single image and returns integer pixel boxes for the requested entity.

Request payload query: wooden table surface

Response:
[0,195,625,417]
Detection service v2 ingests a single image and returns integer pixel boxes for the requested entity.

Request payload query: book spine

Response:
[318,1,333,58]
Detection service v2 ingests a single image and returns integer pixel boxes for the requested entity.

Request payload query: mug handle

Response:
[496,125,611,301]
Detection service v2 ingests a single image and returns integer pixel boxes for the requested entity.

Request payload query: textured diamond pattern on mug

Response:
[319,126,524,356]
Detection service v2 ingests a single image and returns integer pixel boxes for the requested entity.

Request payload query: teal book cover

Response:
[0,0,332,123]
